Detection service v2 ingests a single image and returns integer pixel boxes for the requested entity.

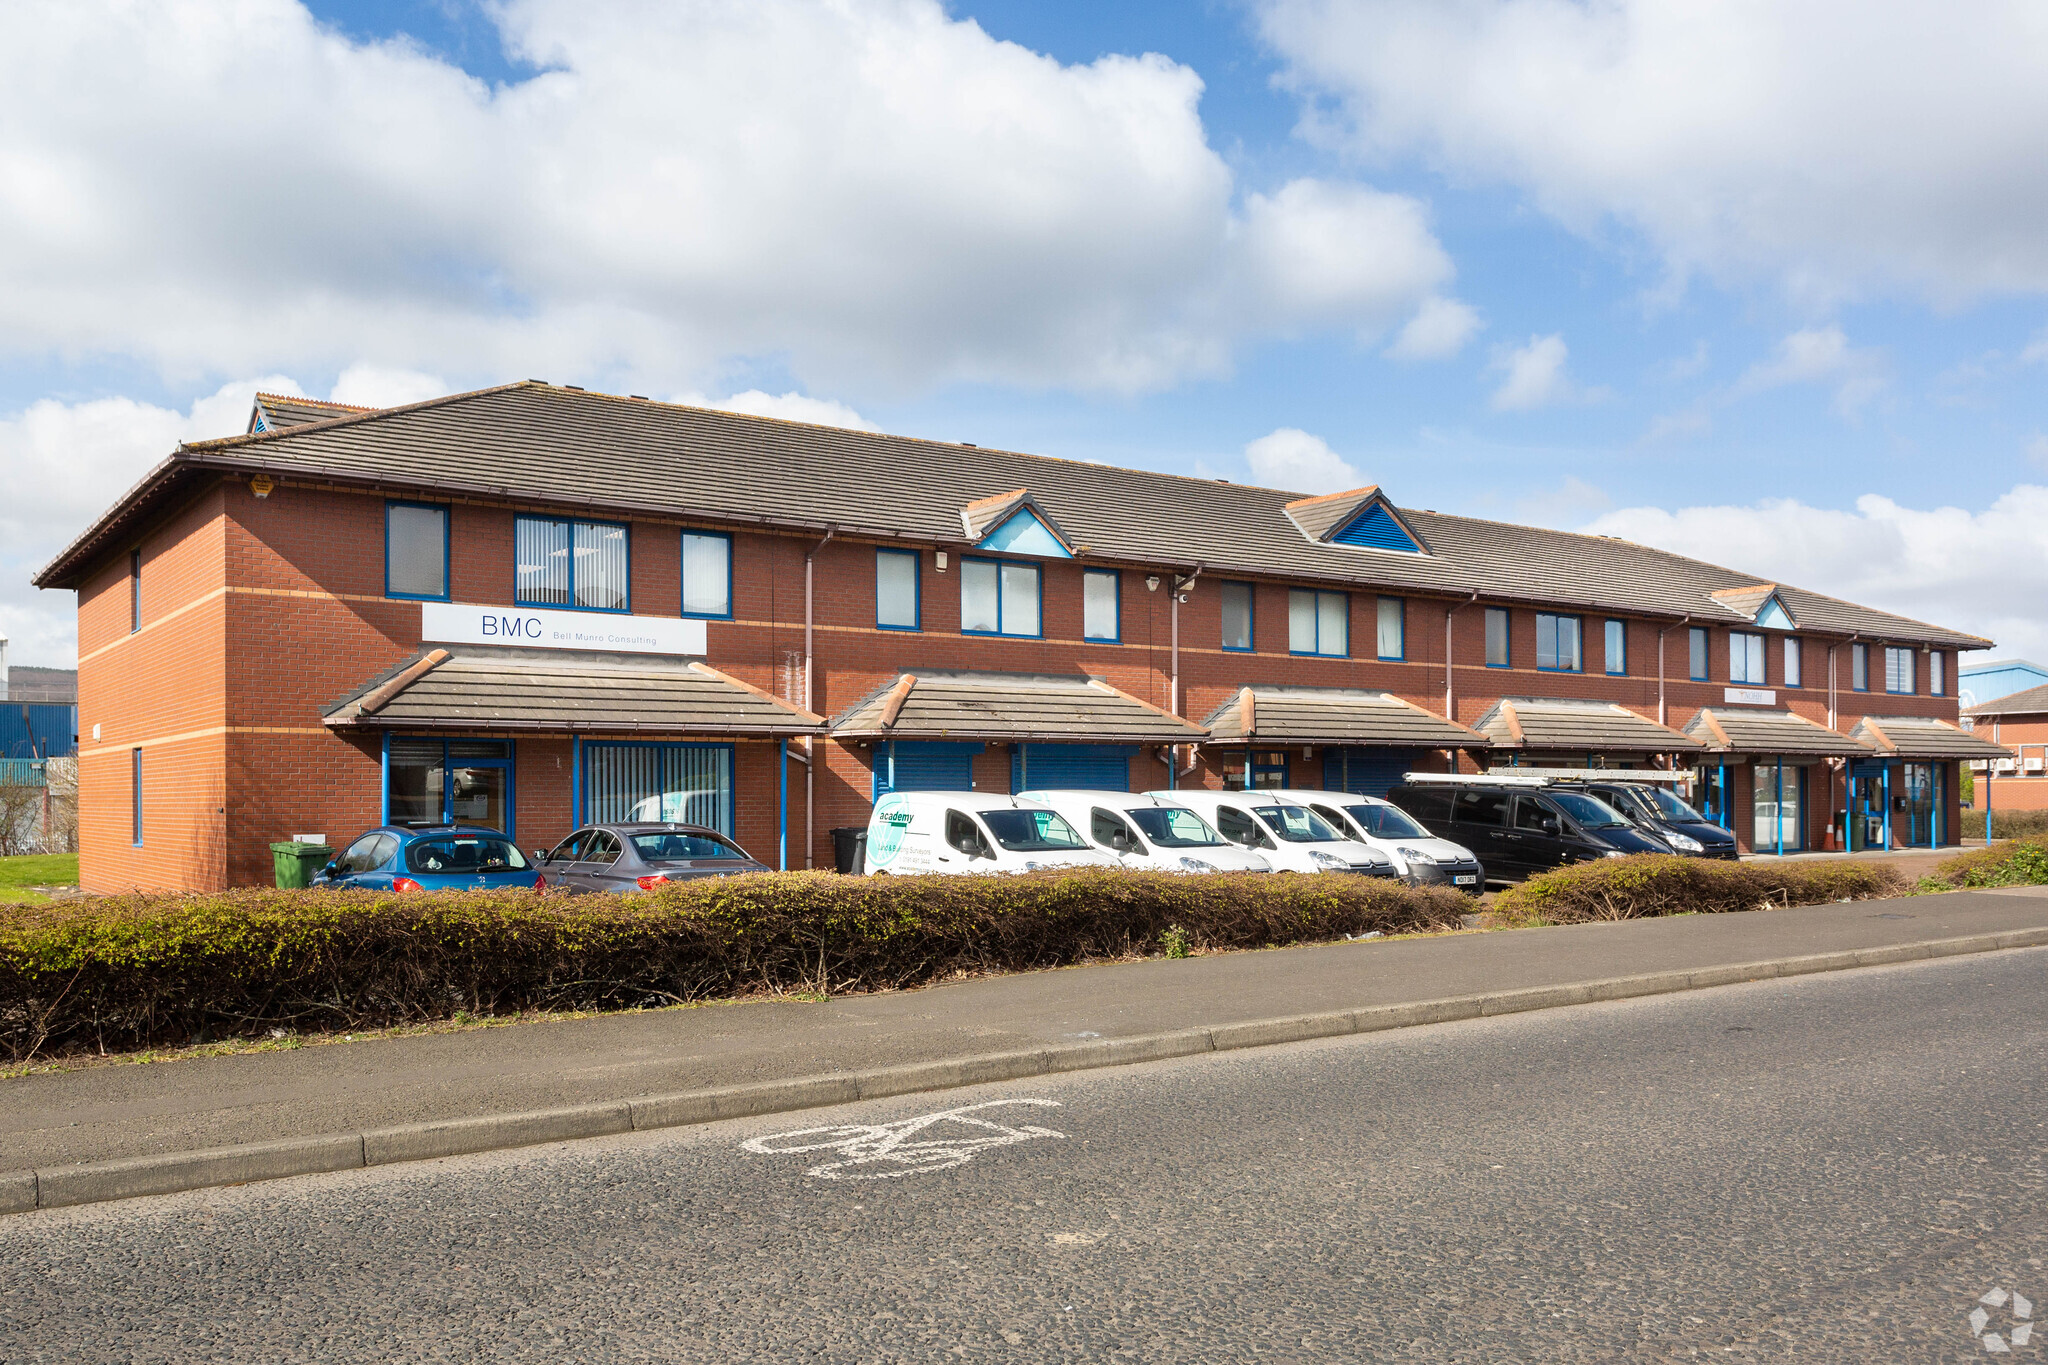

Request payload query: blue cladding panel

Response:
[1330,504,1421,553]
[1754,597,1794,630]
[1321,747,1412,798]
[0,705,75,759]
[1011,744,1135,793]
[873,741,984,799]
[978,509,1070,558]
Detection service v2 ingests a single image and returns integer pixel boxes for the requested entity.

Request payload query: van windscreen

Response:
[1252,806,1343,843]
[979,809,1089,852]
[1125,807,1226,848]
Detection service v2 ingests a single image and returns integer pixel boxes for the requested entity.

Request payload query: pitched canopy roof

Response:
[29,382,1990,649]
[1474,697,1703,753]
[1685,708,1872,757]
[1848,715,2011,760]
[1200,686,1484,748]
[323,648,827,736]
[832,671,1202,745]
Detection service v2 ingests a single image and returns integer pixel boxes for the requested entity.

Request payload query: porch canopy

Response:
[1684,708,1873,758]
[323,647,828,736]
[1199,686,1485,750]
[1474,697,1701,759]
[831,670,1205,745]
[1848,715,2012,761]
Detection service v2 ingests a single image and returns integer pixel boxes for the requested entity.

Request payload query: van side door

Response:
[1508,795,1572,873]
[1090,807,1141,860]
[941,809,992,867]
[1451,788,1514,875]
[1213,806,1275,852]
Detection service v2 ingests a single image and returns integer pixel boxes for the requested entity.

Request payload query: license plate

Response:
[1453,874,1478,886]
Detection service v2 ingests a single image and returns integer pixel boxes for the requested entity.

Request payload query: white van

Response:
[862,792,1120,875]
[1263,788,1483,891]
[1015,790,1273,873]
[1145,789,1397,877]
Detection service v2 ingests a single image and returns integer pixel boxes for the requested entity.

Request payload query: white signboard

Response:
[420,601,707,656]
[1723,687,1776,706]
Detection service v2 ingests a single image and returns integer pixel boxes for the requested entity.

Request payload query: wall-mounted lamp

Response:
[1145,575,1161,592]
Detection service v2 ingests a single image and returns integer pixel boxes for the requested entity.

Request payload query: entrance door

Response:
[1750,759,1805,854]
[387,737,515,834]
[1223,750,1291,790]
[1848,763,1888,851]
[1902,762,1936,847]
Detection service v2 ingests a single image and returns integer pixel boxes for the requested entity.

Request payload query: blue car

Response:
[318,824,544,892]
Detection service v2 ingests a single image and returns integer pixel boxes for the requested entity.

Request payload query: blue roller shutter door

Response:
[1011,744,1135,793]
[1322,747,1411,798]
[873,741,984,799]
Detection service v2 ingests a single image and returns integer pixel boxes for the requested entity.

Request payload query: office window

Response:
[1289,589,1348,657]
[1220,581,1254,652]
[1376,596,1404,661]
[1083,570,1120,642]
[1484,607,1509,667]
[1885,646,1915,694]
[515,516,629,611]
[385,502,449,600]
[1536,613,1582,672]
[1730,631,1766,685]
[129,549,141,634]
[131,748,143,845]
[680,530,732,619]
[1689,627,1709,681]
[961,557,1041,637]
[1783,637,1802,688]
[876,549,920,630]
[1852,642,1869,692]
[1931,650,1945,696]
[1604,619,1626,676]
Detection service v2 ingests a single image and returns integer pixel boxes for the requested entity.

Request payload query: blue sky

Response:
[4,0,2046,667]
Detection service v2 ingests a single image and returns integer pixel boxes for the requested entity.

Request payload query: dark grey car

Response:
[536,822,770,892]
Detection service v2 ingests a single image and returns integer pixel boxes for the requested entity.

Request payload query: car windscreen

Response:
[1124,806,1227,848]
[1252,805,1344,843]
[1546,792,1634,829]
[632,832,750,862]
[1343,804,1428,840]
[404,836,529,874]
[979,809,1090,852]
[1641,787,1710,823]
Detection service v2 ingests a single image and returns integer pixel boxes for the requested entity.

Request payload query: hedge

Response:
[1958,808,2048,842]
[1926,836,2048,889]
[1491,855,1908,927]
[0,868,1465,1062]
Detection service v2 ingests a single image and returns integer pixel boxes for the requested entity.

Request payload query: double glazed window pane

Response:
[1605,620,1625,674]
[1376,597,1403,660]
[1852,644,1869,690]
[1083,570,1118,641]
[1001,563,1039,636]
[960,559,1039,635]
[1930,651,1944,695]
[1690,627,1709,680]
[1783,637,1802,687]
[1289,589,1346,656]
[516,516,628,610]
[1536,614,1580,671]
[386,504,447,598]
[1221,582,1253,650]
[876,550,919,629]
[515,517,571,605]
[681,532,729,617]
[576,523,629,610]
[1485,608,1509,666]
[1730,632,1765,685]
[1886,647,1914,694]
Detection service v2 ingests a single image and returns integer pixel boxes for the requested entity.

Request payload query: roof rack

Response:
[1402,768,1695,787]
[1402,772,1555,787]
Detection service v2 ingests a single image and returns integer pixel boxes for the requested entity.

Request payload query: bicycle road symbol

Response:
[742,1098,1066,1180]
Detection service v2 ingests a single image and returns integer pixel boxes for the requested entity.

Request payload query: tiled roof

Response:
[831,671,1203,744]
[1964,682,2048,718]
[1849,715,2011,760]
[1200,686,1485,748]
[1474,697,1703,753]
[248,393,379,434]
[323,647,827,736]
[1708,584,1780,621]
[29,382,1992,648]
[1685,708,1872,757]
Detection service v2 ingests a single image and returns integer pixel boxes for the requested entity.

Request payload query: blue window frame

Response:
[515,516,631,613]
[382,736,517,836]
[680,530,733,620]
[876,548,921,631]
[1604,619,1627,676]
[1484,607,1509,667]
[1689,626,1710,681]
[960,556,1042,638]
[1083,569,1120,642]
[579,739,733,833]
[1289,589,1348,657]
[1930,650,1945,696]
[384,501,450,601]
[130,747,142,845]
[1536,613,1582,672]
[1730,631,1766,685]
[1851,642,1870,692]
[1224,749,1291,790]
[129,549,141,634]
[1221,581,1255,652]
[1884,646,1915,695]
[1375,596,1404,661]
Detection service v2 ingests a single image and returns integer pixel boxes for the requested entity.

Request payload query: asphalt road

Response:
[3,949,2045,1363]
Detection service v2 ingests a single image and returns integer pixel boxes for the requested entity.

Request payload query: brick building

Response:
[1963,685,2048,812]
[34,383,2004,893]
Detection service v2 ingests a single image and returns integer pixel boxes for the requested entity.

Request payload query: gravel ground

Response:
[2,948,2043,1362]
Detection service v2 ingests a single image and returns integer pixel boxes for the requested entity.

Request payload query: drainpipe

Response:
[1171,565,1202,775]
[803,526,836,869]
[1656,615,1692,727]
[1445,591,1479,721]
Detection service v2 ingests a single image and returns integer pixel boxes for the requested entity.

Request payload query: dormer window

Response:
[1282,486,1428,554]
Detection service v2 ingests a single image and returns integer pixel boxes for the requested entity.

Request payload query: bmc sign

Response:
[420,602,708,657]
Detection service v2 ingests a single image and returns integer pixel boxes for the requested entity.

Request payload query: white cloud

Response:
[1583,488,2048,659]
[1488,333,1600,411]
[0,0,1457,396]
[1514,475,1611,527]
[1385,295,1482,360]
[329,364,447,409]
[1258,0,2048,306]
[2027,434,2048,470]
[1732,325,1886,417]
[675,389,878,432]
[1244,427,1363,493]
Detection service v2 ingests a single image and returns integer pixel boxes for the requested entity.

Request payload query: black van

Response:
[1384,780,1674,884]
[1563,780,1738,860]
